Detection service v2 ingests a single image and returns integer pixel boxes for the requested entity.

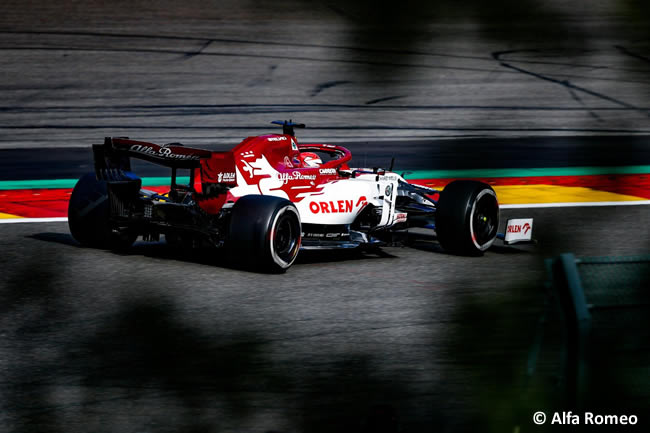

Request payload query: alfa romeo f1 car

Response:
[68,121,533,271]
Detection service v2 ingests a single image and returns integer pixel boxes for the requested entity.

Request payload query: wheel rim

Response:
[470,189,499,250]
[270,207,301,267]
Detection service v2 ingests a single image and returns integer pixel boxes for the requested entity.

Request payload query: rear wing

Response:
[93,137,237,191]
[93,137,212,175]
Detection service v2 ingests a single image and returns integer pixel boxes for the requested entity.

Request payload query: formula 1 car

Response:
[68,121,533,271]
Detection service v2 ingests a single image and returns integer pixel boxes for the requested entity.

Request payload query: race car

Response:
[68,121,533,271]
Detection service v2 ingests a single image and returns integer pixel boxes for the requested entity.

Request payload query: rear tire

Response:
[228,195,302,272]
[68,173,136,250]
[435,180,499,255]
[68,173,111,247]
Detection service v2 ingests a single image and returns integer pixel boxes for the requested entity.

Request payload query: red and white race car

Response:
[68,121,532,271]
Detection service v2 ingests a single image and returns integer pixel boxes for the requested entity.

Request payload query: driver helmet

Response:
[299,152,322,167]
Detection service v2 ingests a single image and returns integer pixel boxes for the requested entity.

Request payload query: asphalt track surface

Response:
[1,1,649,432]
[1,1,649,149]
[1,205,649,433]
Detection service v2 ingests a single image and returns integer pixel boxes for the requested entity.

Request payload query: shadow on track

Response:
[28,232,78,247]
[1,258,424,433]
[28,232,399,273]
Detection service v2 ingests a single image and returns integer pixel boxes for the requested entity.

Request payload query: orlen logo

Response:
[217,172,236,183]
[507,222,531,234]
[309,196,367,214]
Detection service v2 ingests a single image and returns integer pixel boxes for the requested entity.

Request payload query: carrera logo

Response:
[309,196,367,214]
[129,144,200,160]
[507,222,531,234]
[267,137,287,141]
[319,168,337,175]
[217,172,236,183]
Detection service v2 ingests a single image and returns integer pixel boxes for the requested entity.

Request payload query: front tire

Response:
[228,195,302,272]
[435,180,499,255]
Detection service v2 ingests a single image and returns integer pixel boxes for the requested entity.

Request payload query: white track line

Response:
[1,200,649,224]
[0,217,68,224]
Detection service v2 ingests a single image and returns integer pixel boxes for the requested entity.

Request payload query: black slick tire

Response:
[228,195,302,272]
[68,173,136,250]
[68,173,111,247]
[435,180,499,255]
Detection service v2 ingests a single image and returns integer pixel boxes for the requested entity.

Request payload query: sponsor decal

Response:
[129,144,201,160]
[231,154,327,203]
[217,172,236,183]
[319,168,337,175]
[303,232,342,238]
[278,171,317,184]
[395,212,407,223]
[507,222,531,234]
[309,200,353,214]
[385,184,393,197]
[291,139,298,151]
[284,156,293,168]
[267,136,287,141]
[504,218,533,244]
[241,151,256,159]
[309,196,367,214]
